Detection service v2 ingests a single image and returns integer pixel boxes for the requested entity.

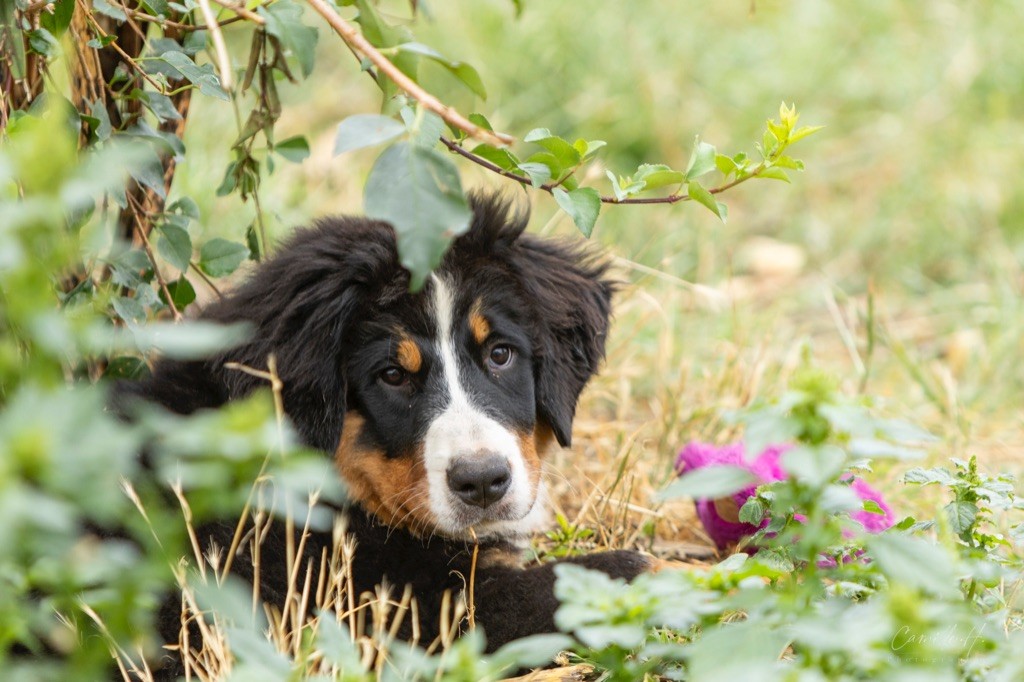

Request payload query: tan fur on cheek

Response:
[468,299,490,345]
[335,412,435,534]
[516,423,555,489]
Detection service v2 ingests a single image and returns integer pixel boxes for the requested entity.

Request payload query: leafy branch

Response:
[4,0,822,294]
[441,102,821,213]
[305,0,511,148]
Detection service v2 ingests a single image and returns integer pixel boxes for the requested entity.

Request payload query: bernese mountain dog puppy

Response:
[116,193,652,673]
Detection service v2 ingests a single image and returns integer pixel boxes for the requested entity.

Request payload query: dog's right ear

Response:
[117,217,402,454]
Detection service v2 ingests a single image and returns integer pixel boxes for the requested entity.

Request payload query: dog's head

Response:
[204,194,613,540]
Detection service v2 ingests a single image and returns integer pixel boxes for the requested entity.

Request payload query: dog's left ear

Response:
[513,236,614,447]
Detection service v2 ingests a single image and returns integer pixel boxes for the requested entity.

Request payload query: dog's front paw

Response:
[563,549,656,581]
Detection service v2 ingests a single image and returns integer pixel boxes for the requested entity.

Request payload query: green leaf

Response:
[353,0,409,48]
[789,125,825,144]
[259,0,319,79]
[715,153,738,177]
[87,35,116,49]
[168,196,200,221]
[27,28,60,59]
[468,113,494,131]
[524,152,565,182]
[159,51,229,100]
[573,138,606,160]
[216,160,238,196]
[140,0,171,17]
[635,163,685,191]
[861,499,886,515]
[226,627,291,675]
[129,147,167,199]
[903,467,955,486]
[40,0,75,37]
[867,534,960,598]
[659,465,757,501]
[93,0,127,20]
[394,42,487,99]
[767,119,788,143]
[400,106,445,148]
[491,633,574,671]
[199,239,250,277]
[687,180,726,222]
[760,128,779,158]
[157,224,193,273]
[245,223,263,262]
[274,136,310,163]
[552,187,600,238]
[605,170,644,201]
[686,621,790,682]
[87,100,112,142]
[738,497,766,525]
[333,114,405,155]
[470,143,520,171]
[759,167,791,183]
[159,276,197,310]
[781,445,847,487]
[1011,522,1024,545]
[685,136,717,180]
[132,89,183,123]
[364,142,472,291]
[353,0,416,107]
[517,161,552,188]
[773,155,805,170]
[945,500,979,535]
[524,128,581,169]
[112,296,146,324]
[314,618,363,670]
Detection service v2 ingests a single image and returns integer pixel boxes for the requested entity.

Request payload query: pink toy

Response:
[675,442,895,551]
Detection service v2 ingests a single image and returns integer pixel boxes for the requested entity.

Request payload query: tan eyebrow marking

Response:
[468,298,490,345]
[396,337,423,373]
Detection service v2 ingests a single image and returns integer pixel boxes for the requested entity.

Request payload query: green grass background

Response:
[172,0,1023,533]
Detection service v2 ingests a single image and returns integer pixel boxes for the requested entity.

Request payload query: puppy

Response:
[116,193,652,673]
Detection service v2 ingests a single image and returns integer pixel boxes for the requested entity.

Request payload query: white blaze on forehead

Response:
[423,275,540,537]
[430,274,470,409]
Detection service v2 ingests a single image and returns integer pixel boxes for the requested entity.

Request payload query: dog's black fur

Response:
[114,194,652,676]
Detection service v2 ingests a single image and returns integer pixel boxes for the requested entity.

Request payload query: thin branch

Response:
[303,0,513,148]
[442,135,773,205]
[210,0,266,25]
[115,0,150,44]
[77,0,168,94]
[188,260,223,298]
[123,5,252,32]
[440,135,543,186]
[127,195,184,322]
[196,0,234,91]
[23,0,53,16]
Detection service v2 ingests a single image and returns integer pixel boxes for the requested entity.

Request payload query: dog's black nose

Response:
[447,455,512,509]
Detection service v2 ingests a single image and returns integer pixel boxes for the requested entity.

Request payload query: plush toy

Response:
[675,442,895,551]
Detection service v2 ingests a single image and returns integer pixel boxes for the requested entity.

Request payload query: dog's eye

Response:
[380,366,409,386]
[486,344,514,370]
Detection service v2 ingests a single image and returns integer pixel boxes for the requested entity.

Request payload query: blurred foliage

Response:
[0,101,339,678]
[576,362,1024,681]
[1,0,1022,679]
